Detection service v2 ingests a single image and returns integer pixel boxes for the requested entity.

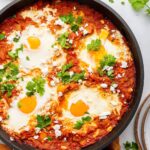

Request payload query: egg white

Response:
[61,86,121,122]
[3,76,57,133]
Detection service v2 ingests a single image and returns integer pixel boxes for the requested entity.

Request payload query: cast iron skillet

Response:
[0,0,144,149]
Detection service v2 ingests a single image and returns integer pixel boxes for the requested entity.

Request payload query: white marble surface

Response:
[0,0,150,149]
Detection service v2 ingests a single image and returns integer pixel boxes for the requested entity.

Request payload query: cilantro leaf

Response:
[100,54,116,68]
[0,83,15,97]
[26,76,45,96]
[74,116,92,129]
[8,44,23,60]
[70,71,85,82]
[71,24,79,32]
[62,63,73,72]
[87,39,101,51]
[124,141,138,150]
[128,0,149,11]
[0,33,5,40]
[47,136,52,141]
[57,32,71,49]
[60,13,75,24]
[76,16,83,25]
[36,115,51,129]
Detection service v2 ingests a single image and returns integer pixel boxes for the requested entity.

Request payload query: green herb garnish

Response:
[100,54,116,68]
[74,116,92,129]
[47,136,53,141]
[0,83,15,97]
[13,36,20,42]
[124,141,138,150]
[57,32,71,49]
[26,56,30,61]
[60,13,75,24]
[87,39,101,51]
[0,33,5,40]
[26,76,45,96]
[8,44,23,60]
[60,13,83,32]
[57,63,85,84]
[36,115,51,129]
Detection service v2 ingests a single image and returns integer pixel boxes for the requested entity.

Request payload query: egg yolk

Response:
[70,100,89,117]
[27,36,41,49]
[18,96,37,114]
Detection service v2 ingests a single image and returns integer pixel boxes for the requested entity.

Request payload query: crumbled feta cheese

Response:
[85,23,88,27]
[121,61,128,68]
[99,111,111,119]
[58,92,63,97]
[100,83,108,88]
[35,127,41,134]
[50,80,56,87]
[0,116,2,122]
[78,79,83,84]
[69,39,73,44]
[33,135,39,139]
[10,137,14,141]
[52,77,60,83]
[116,74,122,79]
[79,27,84,31]
[55,19,64,26]
[63,137,67,141]
[54,120,59,124]
[103,66,113,71]
[75,32,79,36]
[53,45,59,51]
[83,29,88,35]
[110,84,118,93]
[53,124,62,138]
[73,6,77,10]
[69,71,74,77]
[121,94,125,98]
[55,130,62,138]
[53,124,61,130]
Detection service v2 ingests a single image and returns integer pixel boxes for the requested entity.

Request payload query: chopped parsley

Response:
[87,39,101,51]
[98,54,116,78]
[8,44,23,60]
[0,33,5,40]
[60,13,75,24]
[26,56,30,61]
[57,32,71,49]
[60,13,83,32]
[26,76,46,96]
[47,136,53,141]
[0,83,15,97]
[100,54,116,69]
[13,35,20,42]
[74,116,92,129]
[124,141,138,150]
[0,62,19,82]
[57,63,85,84]
[36,115,51,129]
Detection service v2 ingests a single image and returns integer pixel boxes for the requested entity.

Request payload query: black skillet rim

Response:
[0,0,144,150]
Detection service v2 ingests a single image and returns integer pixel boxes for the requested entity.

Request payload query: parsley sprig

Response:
[57,63,85,84]
[74,116,92,129]
[0,62,19,97]
[0,33,5,40]
[124,141,138,150]
[36,115,51,129]
[87,39,101,51]
[26,76,46,96]
[60,13,83,32]
[98,54,116,78]
[57,32,72,49]
[8,44,23,60]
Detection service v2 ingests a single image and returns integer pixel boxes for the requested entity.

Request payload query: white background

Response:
[0,0,150,149]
